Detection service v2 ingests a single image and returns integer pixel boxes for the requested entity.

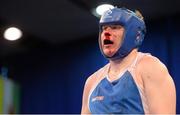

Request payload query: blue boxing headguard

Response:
[99,7,146,60]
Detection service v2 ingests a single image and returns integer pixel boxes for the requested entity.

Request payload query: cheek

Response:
[100,34,103,43]
[115,34,123,47]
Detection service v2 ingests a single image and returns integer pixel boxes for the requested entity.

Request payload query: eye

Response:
[110,25,117,29]
[110,25,122,29]
[102,25,123,31]
[102,25,108,30]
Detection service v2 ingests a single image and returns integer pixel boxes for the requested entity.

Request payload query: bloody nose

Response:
[104,32,111,39]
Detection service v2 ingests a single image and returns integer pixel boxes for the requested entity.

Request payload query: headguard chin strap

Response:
[99,7,146,60]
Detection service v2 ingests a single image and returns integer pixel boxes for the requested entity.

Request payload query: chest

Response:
[89,71,144,114]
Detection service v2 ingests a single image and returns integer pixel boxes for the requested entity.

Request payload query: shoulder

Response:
[136,53,176,113]
[139,54,167,73]
[85,64,109,88]
[137,53,172,84]
[85,63,109,88]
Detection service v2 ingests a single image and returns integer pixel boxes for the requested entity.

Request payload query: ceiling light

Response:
[3,27,22,41]
[96,4,114,16]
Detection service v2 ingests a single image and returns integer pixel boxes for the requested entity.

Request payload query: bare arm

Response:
[81,77,92,114]
[140,56,176,114]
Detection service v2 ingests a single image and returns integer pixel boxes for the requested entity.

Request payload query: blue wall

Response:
[3,16,180,113]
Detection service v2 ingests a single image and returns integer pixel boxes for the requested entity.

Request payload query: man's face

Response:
[100,24,125,57]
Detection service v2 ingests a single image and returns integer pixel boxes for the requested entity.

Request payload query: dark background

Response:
[0,0,180,113]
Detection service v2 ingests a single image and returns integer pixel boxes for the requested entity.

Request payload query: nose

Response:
[102,26,112,37]
[104,32,111,37]
[103,32,111,40]
[103,26,112,31]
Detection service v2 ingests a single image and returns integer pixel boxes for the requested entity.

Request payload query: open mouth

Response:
[104,39,114,45]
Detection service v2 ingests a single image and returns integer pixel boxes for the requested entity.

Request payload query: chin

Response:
[104,52,115,57]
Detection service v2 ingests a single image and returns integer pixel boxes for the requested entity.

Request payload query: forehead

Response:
[101,24,124,28]
[102,24,122,26]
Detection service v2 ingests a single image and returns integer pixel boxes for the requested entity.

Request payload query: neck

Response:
[109,49,138,74]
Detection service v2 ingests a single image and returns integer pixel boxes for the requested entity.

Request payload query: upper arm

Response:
[140,56,176,114]
[81,76,93,114]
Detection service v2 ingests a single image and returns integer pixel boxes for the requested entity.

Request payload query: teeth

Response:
[104,39,113,45]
